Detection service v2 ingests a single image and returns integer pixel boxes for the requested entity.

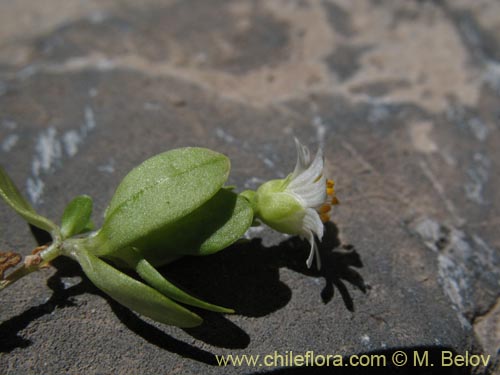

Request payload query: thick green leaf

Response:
[0,165,58,233]
[117,248,233,313]
[89,148,230,256]
[135,188,253,266]
[60,195,93,238]
[74,248,202,327]
[82,220,95,233]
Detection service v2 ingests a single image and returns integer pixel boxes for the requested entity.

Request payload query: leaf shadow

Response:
[0,222,365,366]
[0,255,221,364]
[164,222,366,342]
[0,256,84,353]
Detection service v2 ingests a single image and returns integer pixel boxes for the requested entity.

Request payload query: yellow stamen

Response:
[319,204,331,213]
[320,212,330,223]
[323,179,338,214]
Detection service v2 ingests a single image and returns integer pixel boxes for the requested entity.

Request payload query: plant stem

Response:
[0,264,40,290]
[0,242,62,291]
[40,241,63,262]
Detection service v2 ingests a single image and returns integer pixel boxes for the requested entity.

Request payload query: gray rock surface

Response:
[0,0,499,374]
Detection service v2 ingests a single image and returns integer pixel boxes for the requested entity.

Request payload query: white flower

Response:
[248,138,338,269]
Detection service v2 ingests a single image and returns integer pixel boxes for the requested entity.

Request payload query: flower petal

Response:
[290,138,311,181]
[302,209,323,269]
[288,177,326,208]
[305,231,321,269]
[306,232,315,268]
[302,208,324,239]
[287,147,324,191]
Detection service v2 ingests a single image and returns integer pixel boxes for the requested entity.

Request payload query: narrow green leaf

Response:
[0,165,57,233]
[60,195,93,238]
[136,188,254,266]
[90,148,230,256]
[128,251,234,313]
[74,249,202,328]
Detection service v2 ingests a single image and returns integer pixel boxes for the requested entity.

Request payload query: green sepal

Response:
[73,248,202,328]
[60,195,93,239]
[135,188,253,266]
[240,189,257,213]
[116,248,233,313]
[254,179,304,235]
[89,148,230,256]
[0,165,58,233]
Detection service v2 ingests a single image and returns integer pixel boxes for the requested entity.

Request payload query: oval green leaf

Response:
[0,165,58,233]
[60,195,93,238]
[74,248,202,328]
[90,148,230,256]
[135,188,253,266]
